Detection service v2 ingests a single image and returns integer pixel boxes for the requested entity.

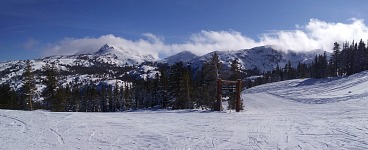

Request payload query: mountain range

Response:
[0,44,325,100]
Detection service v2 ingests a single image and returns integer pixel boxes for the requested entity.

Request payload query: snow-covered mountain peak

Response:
[177,50,196,55]
[95,44,114,54]
[94,44,119,55]
[91,44,157,65]
[163,50,198,65]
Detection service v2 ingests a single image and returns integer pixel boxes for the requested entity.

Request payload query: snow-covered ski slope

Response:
[1,72,368,149]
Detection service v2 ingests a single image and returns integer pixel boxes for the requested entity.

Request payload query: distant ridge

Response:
[163,51,198,65]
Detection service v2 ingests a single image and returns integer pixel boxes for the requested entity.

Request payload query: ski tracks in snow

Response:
[39,113,77,146]
[0,114,28,133]
[2,72,368,150]
[49,128,65,144]
[244,91,368,149]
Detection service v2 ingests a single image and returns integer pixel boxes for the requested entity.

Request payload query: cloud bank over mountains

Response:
[42,18,368,59]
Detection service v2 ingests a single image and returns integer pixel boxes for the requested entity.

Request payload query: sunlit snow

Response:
[1,71,368,149]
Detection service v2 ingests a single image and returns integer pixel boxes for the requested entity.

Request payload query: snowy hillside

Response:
[0,44,159,96]
[1,71,368,149]
[190,46,324,72]
[0,44,157,77]
[245,70,368,104]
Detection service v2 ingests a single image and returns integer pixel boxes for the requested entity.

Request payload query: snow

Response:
[1,45,324,95]
[163,50,198,65]
[94,44,157,65]
[190,46,324,72]
[0,57,132,100]
[2,71,368,149]
[246,70,368,104]
[129,65,160,80]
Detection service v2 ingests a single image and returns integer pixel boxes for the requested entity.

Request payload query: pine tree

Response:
[283,60,294,80]
[355,39,366,72]
[169,61,185,109]
[339,42,350,76]
[192,65,209,109]
[364,40,368,70]
[166,61,195,109]
[0,84,18,109]
[274,64,282,81]
[228,59,242,110]
[158,67,169,108]
[23,60,36,110]
[330,42,341,77]
[198,52,221,110]
[182,67,193,109]
[311,52,328,78]
[152,73,160,107]
[113,81,120,111]
[66,84,79,112]
[107,85,114,112]
[100,84,108,112]
[42,62,58,110]
[296,62,308,78]
[341,41,355,75]
[321,52,328,78]
[124,83,131,110]
[64,85,72,111]
[230,59,241,80]
[131,80,144,109]
[120,84,126,110]
[92,85,100,111]
[54,87,66,112]
[142,80,152,108]
[351,42,358,74]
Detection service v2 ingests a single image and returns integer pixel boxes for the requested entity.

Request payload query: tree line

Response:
[1,52,243,111]
[249,40,368,87]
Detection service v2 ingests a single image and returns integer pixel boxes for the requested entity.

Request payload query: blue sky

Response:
[1,0,368,61]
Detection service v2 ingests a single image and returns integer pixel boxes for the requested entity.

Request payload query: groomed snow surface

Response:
[2,71,368,149]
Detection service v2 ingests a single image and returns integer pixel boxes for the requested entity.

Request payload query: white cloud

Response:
[42,34,166,59]
[23,37,39,50]
[42,18,368,59]
[259,18,368,52]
